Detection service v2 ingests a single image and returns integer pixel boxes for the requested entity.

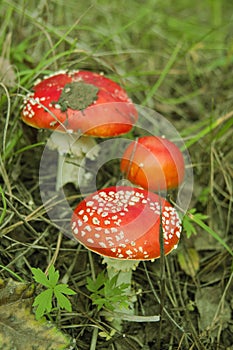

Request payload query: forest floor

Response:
[0,1,232,349]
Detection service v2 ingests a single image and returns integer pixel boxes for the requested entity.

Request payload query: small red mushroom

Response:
[120,136,185,191]
[21,70,138,189]
[71,186,181,326]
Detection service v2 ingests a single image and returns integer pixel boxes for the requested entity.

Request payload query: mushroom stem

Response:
[47,131,99,190]
[103,257,139,330]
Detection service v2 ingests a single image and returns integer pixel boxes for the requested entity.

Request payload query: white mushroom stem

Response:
[102,257,139,330]
[47,131,100,191]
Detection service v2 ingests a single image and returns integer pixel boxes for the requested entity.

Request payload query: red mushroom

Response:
[120,135,185,191]
[21,70,137,189]
[71,185,181,326]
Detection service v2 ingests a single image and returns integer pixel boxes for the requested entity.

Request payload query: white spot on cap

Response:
[92,217,100,225]
[83,215,88,223]
[77,219,83,227]
[99,242,107,248]
[126,250,133,256]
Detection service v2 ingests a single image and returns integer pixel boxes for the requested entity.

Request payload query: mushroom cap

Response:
[21,70,138,137]
[120,136,185,191]
[71,186,181,260]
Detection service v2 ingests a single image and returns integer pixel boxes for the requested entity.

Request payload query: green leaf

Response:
[33,289,53,319]
[54,290,72,312]
[92,298,107,311]
[48,265,59,287]
[87,273,130,312]
[86,271,106,293]
[182,209,208,238]
[31,268,50,288]
[54,284,76,295]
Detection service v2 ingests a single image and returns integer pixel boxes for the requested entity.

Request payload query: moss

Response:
[57,81,99,112]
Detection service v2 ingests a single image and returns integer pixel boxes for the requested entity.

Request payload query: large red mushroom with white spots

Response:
[71,186,181,326]
[21,70,138,189]
[71,185,181,260]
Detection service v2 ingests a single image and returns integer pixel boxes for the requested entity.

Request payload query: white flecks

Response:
[115,231,124,241]
[163,232,168,240]
[99,242,107,248]
[78,210,84,215]
[83,215,88,223]
[108,191,115,196]
[119,243,126,248]
[130,241,136,246]
[84,225,92,232]
[126,249,133,256]
[77,219,83,227]
[97,208,103,215]
[49,121,57,127]
[95,233,100,238]
[86,201,94,206]
[99,191,107,197]
[111,248,117,253]
[92,217,100,225]
[87,238,94,244]
[110,227,118,233]
[112,215,118,220]
[73,227,78,235]
[138,246,143,253]
[104,229,110,234]
[81,231,86,237]
[113,219,122,226]
[104,220,111,225]
[131,196,140,203]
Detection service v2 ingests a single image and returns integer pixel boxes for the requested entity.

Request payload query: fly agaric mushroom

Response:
[21,70,137,190]
[120,135,185,191]
[71,185,181,326]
